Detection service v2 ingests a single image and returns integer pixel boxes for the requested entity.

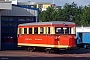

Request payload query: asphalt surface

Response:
[0,49,90,60]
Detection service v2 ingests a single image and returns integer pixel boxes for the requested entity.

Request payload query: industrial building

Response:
[17,1,51,11]
[0,1,38,50]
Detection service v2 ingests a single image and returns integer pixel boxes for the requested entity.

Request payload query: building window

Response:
[29,28,32,34]
[1,22,9,26]
[26,17,34,21]
[38,4,42,8]
[9,22,17,26]
[18,17,26,21]
[9,16,17,21]
[2,28,9,32]
[34,28,38,34]
[1,16,8,21]
[24,28,27,34]
[9,28,16,32]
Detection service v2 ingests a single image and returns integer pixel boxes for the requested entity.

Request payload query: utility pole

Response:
[53,0,54,4]
[52,0,55,7]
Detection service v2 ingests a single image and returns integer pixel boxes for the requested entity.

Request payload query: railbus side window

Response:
[19,28,22,34]
[34,28,38,34]
[29,28,32,34]
[38,27,44,34]
[24,28,27,34]
[48,27,50,34]
[71,26,76,34]
[50,27,55,34]
[40,27,43,34]
[43,27,47,34]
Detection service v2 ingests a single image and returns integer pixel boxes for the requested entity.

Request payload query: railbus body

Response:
[17,21,76,53]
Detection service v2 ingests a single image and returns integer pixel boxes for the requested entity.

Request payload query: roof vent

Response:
[63,23,68,26]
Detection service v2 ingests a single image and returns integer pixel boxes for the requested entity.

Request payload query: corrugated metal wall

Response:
[0,14,1,50]
[1,5,38,16]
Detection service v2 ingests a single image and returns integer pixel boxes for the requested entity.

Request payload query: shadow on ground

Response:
[58,49,90,54]
[1,48,90,54]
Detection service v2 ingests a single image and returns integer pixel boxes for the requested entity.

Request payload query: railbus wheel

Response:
[46,49,52,54]
[28,47,35,52]
[85,44,90,49]
[45,48,52,54]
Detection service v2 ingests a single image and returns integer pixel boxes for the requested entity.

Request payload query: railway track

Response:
[0,49,90,60]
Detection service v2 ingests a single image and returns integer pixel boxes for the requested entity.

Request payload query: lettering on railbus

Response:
[25,38,32,40]
[35,38,42,40]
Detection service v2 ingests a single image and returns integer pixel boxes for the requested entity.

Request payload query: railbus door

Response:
[47,27,50,46]
[45,27,53,50]
[46,27,55,47]
[43,27,50,48]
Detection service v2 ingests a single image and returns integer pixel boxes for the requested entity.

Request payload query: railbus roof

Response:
[18,21,75,26]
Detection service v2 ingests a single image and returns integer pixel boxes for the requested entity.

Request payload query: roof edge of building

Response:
[0,1,11,3]
[12,4,38,10]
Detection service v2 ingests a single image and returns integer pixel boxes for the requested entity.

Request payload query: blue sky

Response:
[18,0,90,6]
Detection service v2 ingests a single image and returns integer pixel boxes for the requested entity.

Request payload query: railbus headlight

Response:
[54,36,58,39]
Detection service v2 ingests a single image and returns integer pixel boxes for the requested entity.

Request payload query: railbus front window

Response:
[55,27,71,34]
[55,27,63,34]
[63,27,69,34]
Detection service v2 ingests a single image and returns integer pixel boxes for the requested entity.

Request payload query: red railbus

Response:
[17,21,76,53]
